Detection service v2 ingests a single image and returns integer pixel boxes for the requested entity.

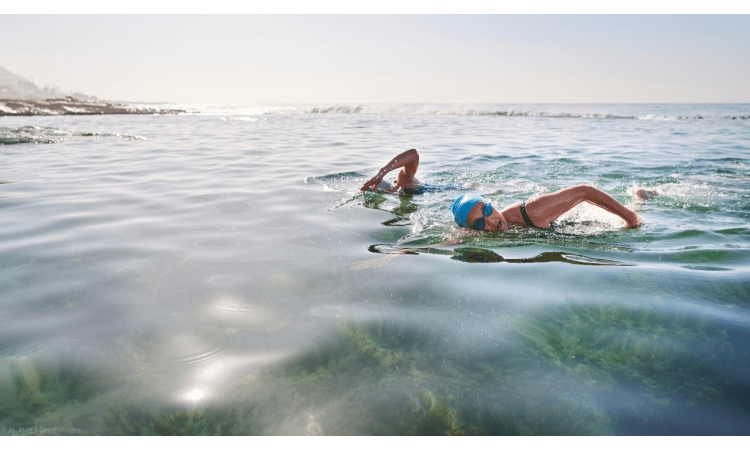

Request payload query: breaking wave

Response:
[169,103,750,121]
[301,105,750,120]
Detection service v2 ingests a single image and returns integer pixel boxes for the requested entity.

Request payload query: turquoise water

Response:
[1,104,749,435]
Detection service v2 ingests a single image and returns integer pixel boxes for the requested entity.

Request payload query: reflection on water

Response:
[1,106,750,434]
[362,192,420,226]
[0,125,145,145]
[366,244,633,266]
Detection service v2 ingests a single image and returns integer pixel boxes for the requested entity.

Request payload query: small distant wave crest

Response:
[162,103,750,121]
[0,126,146,145]
[292,105,750,120]
[306,105,638,119]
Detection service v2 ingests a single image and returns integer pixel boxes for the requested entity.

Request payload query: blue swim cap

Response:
[451,194,484,228]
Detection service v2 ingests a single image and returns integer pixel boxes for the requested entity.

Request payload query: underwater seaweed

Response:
[0,350,121,434]
[513,302,734,403]
[100,407,240,436]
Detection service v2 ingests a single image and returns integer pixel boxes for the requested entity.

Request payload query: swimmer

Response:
[361,150,653,231]
[360,149,420,194]
[453,185,647,231]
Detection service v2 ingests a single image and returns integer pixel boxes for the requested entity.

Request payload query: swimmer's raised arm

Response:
[360,149,419,192]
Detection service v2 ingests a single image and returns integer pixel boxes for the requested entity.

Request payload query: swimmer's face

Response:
[467,202,507,232]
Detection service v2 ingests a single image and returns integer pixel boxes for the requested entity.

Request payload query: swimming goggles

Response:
[472,203,493,230]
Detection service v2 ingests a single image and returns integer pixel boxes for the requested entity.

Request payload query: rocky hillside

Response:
[0,67,182,115]
[0,66,97,101]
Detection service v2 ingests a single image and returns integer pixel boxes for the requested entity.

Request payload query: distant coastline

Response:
[0,97,184,116]
[0,66,183,116]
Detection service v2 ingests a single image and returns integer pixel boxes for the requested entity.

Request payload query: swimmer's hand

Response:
[624,211,642,228]
[360,172,386,192]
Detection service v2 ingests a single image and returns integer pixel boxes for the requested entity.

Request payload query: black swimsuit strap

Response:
[520,200,540,228]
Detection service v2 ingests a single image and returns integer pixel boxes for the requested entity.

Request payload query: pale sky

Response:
[1,13,749,103]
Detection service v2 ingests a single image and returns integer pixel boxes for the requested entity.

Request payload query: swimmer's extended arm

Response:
[526,184,642,229]
[360,149,419,192]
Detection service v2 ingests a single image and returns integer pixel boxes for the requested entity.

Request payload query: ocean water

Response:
[1,103,749,435]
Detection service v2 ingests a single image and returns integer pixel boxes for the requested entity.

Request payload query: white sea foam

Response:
[171,103,298,116]
[637,114,680,121]
[62,106,90,113]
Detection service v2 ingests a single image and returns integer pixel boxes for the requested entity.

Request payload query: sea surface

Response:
[1,103,749,435]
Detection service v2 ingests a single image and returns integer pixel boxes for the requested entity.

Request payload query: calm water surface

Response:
[1,104,749,435]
